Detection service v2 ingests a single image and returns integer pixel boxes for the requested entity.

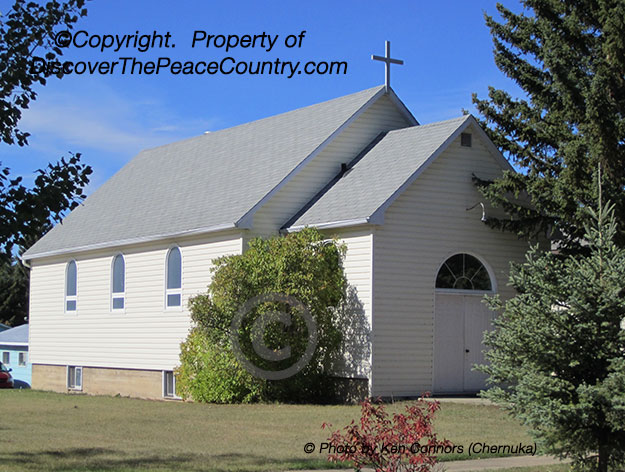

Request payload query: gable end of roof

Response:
[367,115,474,224]
[387,87,419,126]
[237,86,389,228]
[286,114,514,232]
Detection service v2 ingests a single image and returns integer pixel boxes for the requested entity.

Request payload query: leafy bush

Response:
[322,397,449,471]
[177,227,347,403]
[175,328,261,403]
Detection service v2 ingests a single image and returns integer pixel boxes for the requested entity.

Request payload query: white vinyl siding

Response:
[326,228,373,380]
[371,125,531,397]
[248,94,412,240]
[28,231,243,371]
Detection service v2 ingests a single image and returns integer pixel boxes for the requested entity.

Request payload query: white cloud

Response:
[19,82,221,157]
[1,78,222,193]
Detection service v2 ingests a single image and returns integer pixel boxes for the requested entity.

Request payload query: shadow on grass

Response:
[0,447,347,472]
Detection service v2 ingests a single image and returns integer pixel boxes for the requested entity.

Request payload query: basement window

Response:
[163,371,178,398]
[461,132,472,147]
[67,366,82,390]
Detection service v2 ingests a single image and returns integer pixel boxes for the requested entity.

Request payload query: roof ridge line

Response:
[388,114,468,133]
[140,85,386,154]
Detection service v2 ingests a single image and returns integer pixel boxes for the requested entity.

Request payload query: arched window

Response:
[166,247,182,308]
[435,253,492,291]
[111,254,125,311]
[65,261,77,312]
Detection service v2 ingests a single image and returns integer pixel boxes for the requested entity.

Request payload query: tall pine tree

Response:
[473,1,625,254]
[481,202,625,472]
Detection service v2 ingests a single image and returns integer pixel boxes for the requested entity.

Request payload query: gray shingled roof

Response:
[23,86,385,260]
[0,324,28,345]
[286,116,472,230]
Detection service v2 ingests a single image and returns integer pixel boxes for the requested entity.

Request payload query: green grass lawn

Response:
[0,390,536,472]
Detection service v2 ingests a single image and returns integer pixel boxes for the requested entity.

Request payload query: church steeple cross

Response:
[371,41,404,92]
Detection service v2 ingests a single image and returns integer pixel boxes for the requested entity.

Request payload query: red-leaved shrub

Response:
[322,396,450,472]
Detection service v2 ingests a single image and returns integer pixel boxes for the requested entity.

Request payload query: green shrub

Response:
[177,228,348,403]
[175,328,261,403]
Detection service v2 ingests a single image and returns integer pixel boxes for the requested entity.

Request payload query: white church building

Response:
[23,83,530,399]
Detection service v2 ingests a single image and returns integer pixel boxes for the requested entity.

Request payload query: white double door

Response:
[433,293,493,393]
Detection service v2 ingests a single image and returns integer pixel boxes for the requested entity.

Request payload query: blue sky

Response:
[3,0,523,192]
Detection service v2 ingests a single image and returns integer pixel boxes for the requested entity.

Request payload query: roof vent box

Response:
[461,132,472,147]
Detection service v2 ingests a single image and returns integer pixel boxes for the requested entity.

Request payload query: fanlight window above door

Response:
[435,254,492,291]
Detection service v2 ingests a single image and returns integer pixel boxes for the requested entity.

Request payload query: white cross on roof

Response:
[371,41,404,92]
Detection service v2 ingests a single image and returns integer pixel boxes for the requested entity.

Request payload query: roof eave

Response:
[22,222,240,263]
[286,217,375,232]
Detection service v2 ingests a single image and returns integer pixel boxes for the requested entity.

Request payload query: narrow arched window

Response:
[436,253,492,291]
[65,261,77,312]
[111,254,125,311]
[166,247,182,308]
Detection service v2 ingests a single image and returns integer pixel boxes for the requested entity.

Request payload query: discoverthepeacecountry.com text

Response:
[32,30,349,78]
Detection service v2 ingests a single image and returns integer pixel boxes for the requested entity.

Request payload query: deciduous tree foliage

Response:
[480,204,625,472]
[0,1,91,326]
[177,228,347,403]
[473,1,625,254]
[1,0,87,145]
[0,156,92,325]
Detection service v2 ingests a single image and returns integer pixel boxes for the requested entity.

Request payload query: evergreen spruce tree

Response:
[481,202,625,472]
[473,1,625,254]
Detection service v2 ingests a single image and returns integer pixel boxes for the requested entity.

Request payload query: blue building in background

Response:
[0,324,31,387]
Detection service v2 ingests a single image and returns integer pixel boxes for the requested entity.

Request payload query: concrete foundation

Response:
[32,364,166,399]
[31,364,369,403]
